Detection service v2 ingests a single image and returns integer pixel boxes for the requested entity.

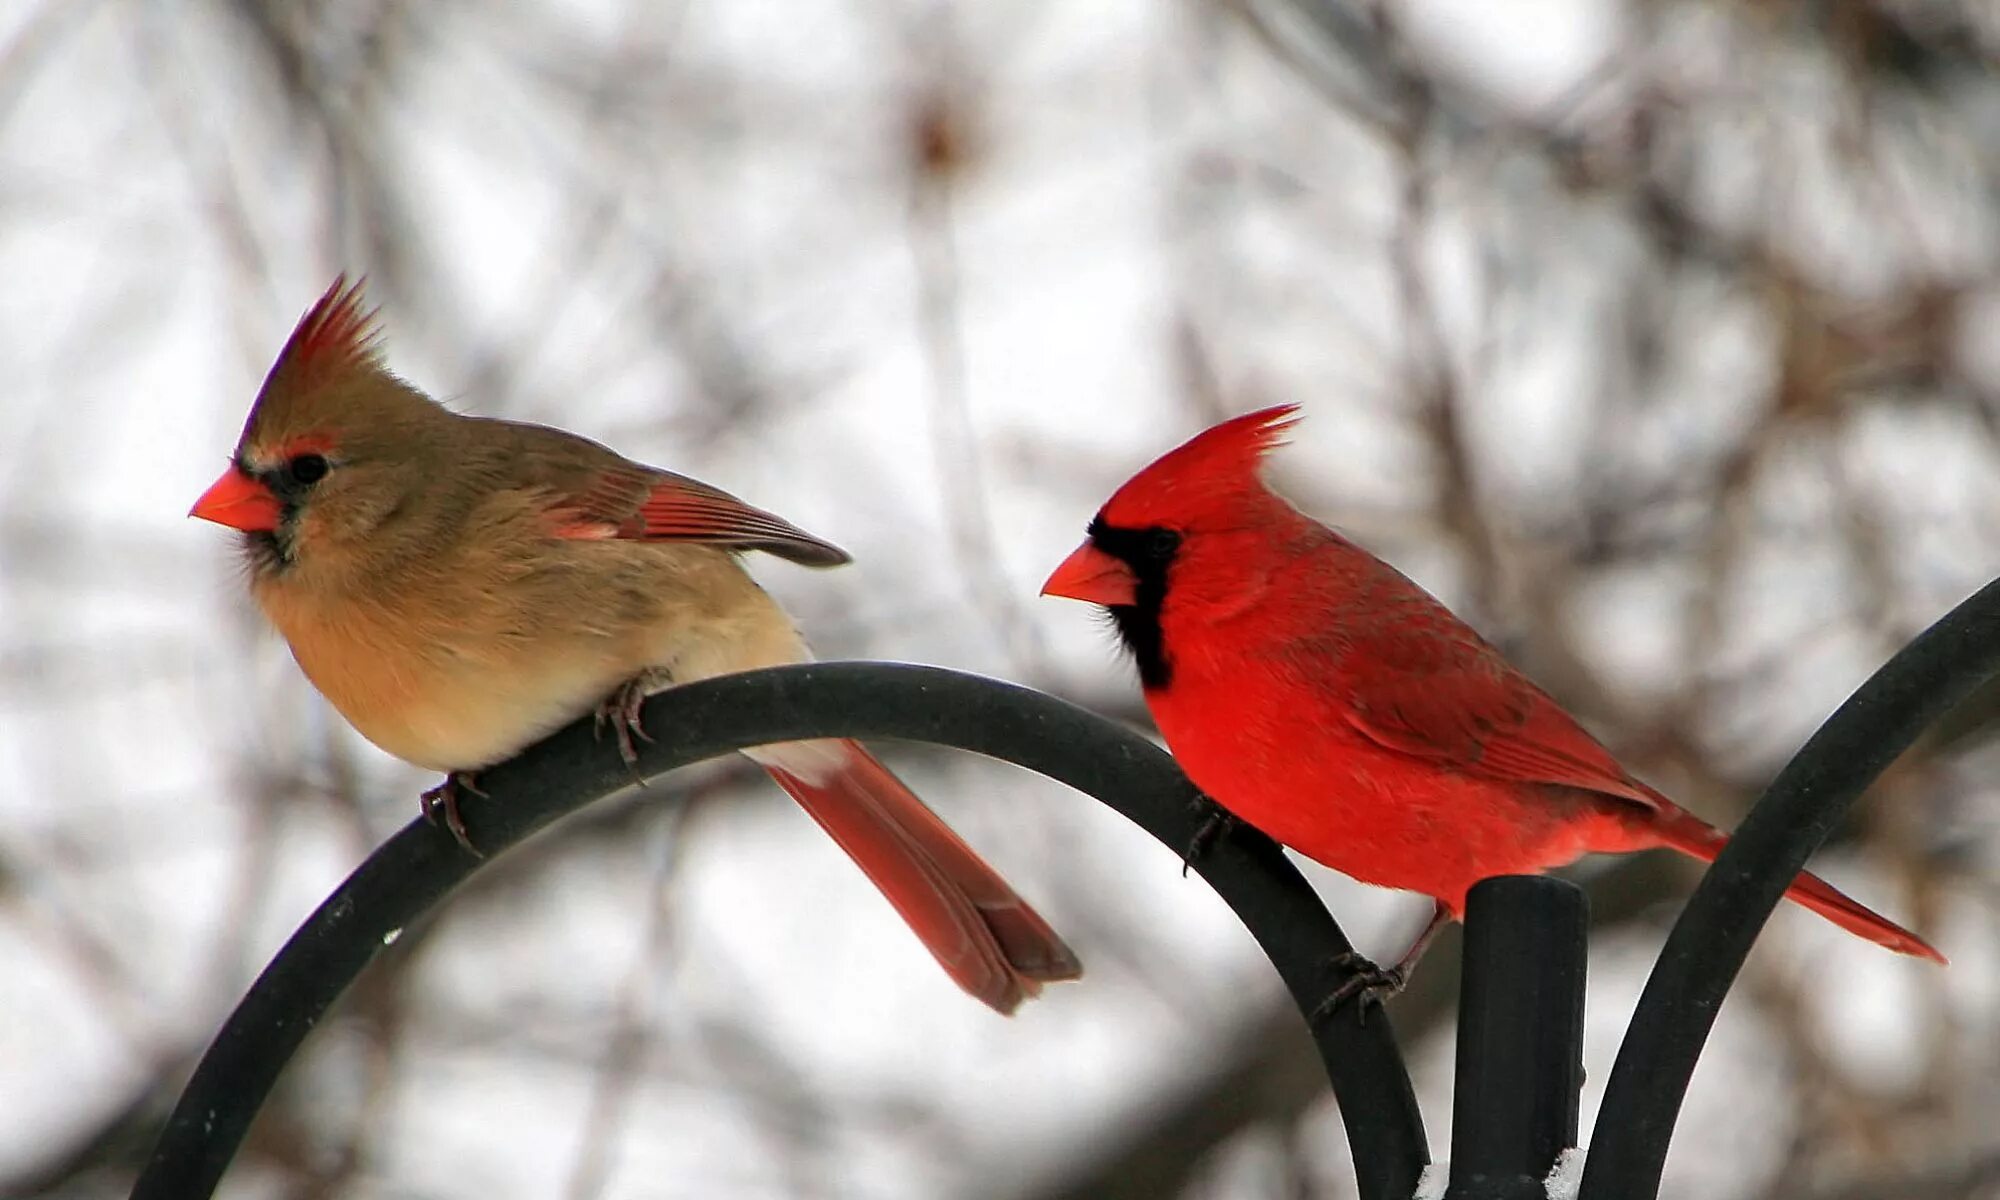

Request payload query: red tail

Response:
[1641,805,1946,964]
[753,739,1083,1013]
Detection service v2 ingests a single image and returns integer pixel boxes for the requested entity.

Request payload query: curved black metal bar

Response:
[132,662,1428,1200]
[1581,578,2000,1200]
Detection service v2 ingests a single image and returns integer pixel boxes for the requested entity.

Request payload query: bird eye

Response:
[1146,528,1181,559]
[287,453,330,486]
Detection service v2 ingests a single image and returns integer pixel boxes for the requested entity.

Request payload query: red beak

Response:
[190,465,282,532]
[1041,542,1139,606]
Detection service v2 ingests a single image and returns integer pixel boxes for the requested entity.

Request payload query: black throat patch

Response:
[236,455,314,574]
[1087,516,1181,690]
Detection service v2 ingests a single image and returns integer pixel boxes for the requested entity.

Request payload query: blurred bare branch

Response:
[3,0,1996,1196]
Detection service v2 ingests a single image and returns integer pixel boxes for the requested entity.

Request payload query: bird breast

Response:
[249,539,807,773]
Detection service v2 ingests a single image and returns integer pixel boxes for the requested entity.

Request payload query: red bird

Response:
[189,277,1080,1014]
[1043,405,1943,1000]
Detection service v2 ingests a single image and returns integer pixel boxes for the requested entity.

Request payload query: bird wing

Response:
[548,464,851,566]
[492,419,852,567]
[1335,621,1663,811]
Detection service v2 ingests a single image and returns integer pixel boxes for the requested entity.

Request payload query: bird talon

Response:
[420,772,486,858]
[1181,796,1238,878]
[1311,954,1407,1025]
[596,678,655,780]
[621,686,651,739]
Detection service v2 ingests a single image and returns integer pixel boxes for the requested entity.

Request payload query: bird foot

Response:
[593,676,656,779]
[1311,951,1408,1025]
[421,771,488,858]
[1180,795,1239,878]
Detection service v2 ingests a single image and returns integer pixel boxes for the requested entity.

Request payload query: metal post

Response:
[1445,876,1587,1200]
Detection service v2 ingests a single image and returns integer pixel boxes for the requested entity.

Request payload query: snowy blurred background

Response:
[4,1,1999,1197]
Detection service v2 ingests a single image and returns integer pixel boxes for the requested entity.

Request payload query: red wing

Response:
[1338,625,1662,811]
[548,465,851,567]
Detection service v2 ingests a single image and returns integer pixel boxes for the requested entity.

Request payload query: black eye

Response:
[1145,528,1181,559]
[287,454,330,486]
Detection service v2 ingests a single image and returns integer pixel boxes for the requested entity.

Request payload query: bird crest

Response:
[259,275,383,396]
[237,276,400,453]
[1100,404,1300,525]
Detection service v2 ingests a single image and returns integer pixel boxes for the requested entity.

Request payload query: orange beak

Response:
[1041,542,1138,606]
[190,465,282,532]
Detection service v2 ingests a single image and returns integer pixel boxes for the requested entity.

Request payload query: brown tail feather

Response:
[1642,805,1946,964]
[756,739,1083,1013]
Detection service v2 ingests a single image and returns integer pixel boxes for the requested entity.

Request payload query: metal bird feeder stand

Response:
[131,578,2000,1200]
[1447,877,1587,1200]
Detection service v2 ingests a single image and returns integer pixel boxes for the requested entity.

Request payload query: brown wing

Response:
[488,417,851,567]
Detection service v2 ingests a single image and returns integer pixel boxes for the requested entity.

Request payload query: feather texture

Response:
[258,275,383,397]
[1050,406,1944,966]
[195,277,1079,1013]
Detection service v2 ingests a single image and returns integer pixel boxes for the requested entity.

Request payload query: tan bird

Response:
[189,277,1080,1013]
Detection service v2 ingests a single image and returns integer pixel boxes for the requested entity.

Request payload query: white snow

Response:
[1406,1148,1584,1199]
[1413,1162,1448,1200]
[1547,1147,1586,1200]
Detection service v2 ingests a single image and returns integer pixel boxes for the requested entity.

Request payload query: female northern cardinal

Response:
[189,277,1080,1014]
[1043,405,1943,1001]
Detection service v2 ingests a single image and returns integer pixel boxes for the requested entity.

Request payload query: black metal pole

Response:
[1446,876,1587,1200]
[1582,577,2000,1199]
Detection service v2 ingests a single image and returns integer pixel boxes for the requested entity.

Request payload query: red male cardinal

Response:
[189,277,1080,1014]
[1043,405,1942,1002]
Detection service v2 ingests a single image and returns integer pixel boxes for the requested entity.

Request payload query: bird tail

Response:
[748,738,1083,1013]
[1640,803,1946,964]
